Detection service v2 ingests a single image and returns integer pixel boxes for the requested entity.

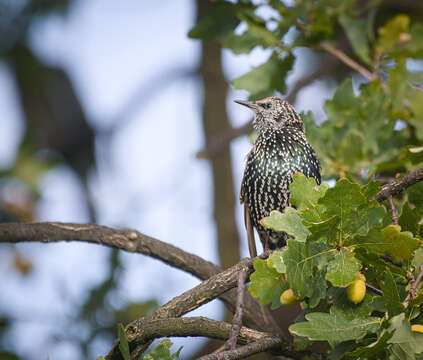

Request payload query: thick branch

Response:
[123,316,271,347]
[374,167,423,202]
[106,251,285,359]
[142,252,270,321]
[0,222,270,332]
[117,317,297,360]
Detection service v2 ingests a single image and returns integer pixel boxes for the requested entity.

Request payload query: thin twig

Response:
[226,269,247,350]
[317,43,376,81]
[404,265,423,305]
[366,283,383,296]
[387,196,399,225]
[199,337,283,360]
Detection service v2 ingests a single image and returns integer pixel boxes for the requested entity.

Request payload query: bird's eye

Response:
[260,103,270,109]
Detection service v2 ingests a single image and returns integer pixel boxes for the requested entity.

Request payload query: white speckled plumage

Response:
[237,96,321,253]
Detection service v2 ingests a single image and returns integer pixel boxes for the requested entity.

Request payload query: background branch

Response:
[317,43,376,81]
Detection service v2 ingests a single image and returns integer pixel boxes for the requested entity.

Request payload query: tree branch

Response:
[123,316,272,346]
[111,316,297,360]
[374,167,423,202]
[0,222,272,333]
[226,269,247,350]
[196,121,253,160]
[199,337,283,360]
[317,43,376,81]
[106,251,286,359]
[3,166,423,359]
[387,195,399,225]
[404,264,423,305]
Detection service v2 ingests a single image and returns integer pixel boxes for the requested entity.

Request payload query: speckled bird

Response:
[235,96,321,257]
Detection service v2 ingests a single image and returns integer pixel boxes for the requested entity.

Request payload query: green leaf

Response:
[412,248,423,273]
[381,270,404,318]
[339,14,371,64]
[307,215,339,242]
[345,329,393,359]
[376,14,410,54]
[328,287,379,320]
[290,307,381,347]
[409,90,423,142]
[232,52,295,100]
[289,173,328,211]
[408,23,423,57]
[248,259,286,306]
[143,339,182,360]
[362,180,381,200]
[283,239,334,298]
[387,313,423,359]
[318,179,367,243]
[352,225,420,261]
[399,202,421,236]
[407,181,423,212]
[262,208,310,242]
[188,2,239,41]
[268,250,286,274]
[325,249,361,287]
[118,324,131,360]
[223,21,279,54]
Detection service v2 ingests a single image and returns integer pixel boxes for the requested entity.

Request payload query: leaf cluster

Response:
[251,174,423,358]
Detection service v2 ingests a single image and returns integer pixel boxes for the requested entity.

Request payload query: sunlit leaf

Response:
[248,259,287,307]
[325,249,361,287]
[262,208,310,242]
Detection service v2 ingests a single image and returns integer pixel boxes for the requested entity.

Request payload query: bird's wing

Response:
[240,154,257,258]
[244,202,257,258]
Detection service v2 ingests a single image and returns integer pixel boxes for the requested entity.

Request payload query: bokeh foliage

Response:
[0,1,158,359]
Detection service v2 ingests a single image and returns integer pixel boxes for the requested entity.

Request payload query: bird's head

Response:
[234,96,304,133]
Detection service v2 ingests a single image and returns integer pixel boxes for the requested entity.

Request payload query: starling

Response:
[235,97,321,257]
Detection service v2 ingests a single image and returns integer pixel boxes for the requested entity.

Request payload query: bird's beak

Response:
[234,99,258,110]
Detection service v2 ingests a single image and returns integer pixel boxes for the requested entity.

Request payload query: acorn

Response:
[347,274,366,304]
[280,289,299,306]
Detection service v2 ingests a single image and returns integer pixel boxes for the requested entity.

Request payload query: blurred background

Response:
[1,0,421,359]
